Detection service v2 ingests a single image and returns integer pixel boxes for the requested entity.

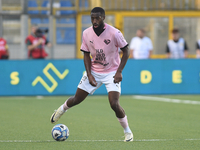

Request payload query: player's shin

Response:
[118,115,132,133]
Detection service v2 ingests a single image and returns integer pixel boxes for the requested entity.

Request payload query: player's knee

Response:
[110,101,120,111]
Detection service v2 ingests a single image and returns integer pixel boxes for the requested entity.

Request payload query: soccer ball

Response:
[51,124,69,141]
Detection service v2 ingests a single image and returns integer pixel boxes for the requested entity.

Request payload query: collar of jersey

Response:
[93,23,106,37]
[31,33,37,38]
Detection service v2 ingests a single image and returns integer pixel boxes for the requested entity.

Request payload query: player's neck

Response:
[173,38,179,42]
[93,23,105,36]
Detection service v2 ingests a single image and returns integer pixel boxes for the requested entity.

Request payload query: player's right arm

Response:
[83,52,97,87]
[81,31,97,87]
[26,39,43,51]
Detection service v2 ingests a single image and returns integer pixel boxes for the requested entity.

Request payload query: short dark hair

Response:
[172,28,179,33]
[91,7,105,16]
[31,24,38,28]
[139,29,145,33]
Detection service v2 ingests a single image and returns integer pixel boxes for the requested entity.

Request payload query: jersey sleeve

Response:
[45,39,49,45]
[26,39,32,46]
[80,32,90,53]
[166,43,170,53]
[115,30,128,49]
[197,42,200,49]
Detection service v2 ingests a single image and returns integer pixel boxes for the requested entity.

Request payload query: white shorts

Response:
[78,71,121,95]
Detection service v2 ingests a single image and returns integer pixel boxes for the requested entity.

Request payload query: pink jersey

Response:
[81,23,128,73]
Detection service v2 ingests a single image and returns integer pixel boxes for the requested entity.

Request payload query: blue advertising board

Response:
[0,59,200,96]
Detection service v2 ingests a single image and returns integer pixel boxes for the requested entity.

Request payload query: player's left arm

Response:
[148,50,153,58]
[45,38,52,48]
[148,39,153,58]
[5,44,9,52]
[184,41,189,58]
[129,38,134,59]
[114,45,130,83]
[4,43,9,57]
[196,42,200,58]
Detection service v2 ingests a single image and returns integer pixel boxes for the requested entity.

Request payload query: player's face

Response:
[31,26,38,34]
[172,32,179,40]
[136,30,144,38]
[91,12,104,28]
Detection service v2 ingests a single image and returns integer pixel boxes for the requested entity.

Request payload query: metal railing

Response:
[100,0,200,11]
[0,0,200,15]
[0,0,200,60]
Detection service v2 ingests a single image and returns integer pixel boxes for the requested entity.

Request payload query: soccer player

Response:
[50,7,133,142]
[129,29,153,59]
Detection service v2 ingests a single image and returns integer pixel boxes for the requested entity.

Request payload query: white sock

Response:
[117,115,132,133]
[124,126,132,133]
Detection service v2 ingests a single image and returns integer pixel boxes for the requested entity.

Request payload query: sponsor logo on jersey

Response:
[0,41,5,45]
[94,49,109,66]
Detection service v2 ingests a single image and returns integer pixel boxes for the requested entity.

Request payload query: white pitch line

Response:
[0,140,54,143]
[133,95,200,105]
[0,139,200,143]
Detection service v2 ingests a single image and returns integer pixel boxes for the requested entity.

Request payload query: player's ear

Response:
[102,15,105,21]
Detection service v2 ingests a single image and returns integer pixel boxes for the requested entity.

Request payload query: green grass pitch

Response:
[0,95,200,150]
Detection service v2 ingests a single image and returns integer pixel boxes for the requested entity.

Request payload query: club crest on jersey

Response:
[104,39,111,45]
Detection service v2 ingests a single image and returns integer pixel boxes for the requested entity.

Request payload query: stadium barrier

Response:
[0,59,200,96]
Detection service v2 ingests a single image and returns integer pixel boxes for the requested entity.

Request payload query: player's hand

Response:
[113,71,122,83]
[88,74,97,87]
[38,38,43,44]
